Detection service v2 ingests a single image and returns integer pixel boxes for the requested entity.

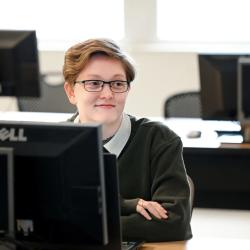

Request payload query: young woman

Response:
[63,38,192,242]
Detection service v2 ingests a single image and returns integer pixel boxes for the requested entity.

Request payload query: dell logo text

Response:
[0,128,27,142]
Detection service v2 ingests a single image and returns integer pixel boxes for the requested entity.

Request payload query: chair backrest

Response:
[18,73,76,113]
[164,91,201,118]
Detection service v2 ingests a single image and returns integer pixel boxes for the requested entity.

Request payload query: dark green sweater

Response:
[68,114,192,242]
[118,116,192,242]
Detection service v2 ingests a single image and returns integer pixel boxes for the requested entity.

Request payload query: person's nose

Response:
[100,83,113,98]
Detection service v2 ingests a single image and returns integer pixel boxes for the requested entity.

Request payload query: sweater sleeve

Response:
[121,137,192,242]
[120,196,139,215]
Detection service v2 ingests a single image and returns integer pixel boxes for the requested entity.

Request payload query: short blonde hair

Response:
[63,38,136,86]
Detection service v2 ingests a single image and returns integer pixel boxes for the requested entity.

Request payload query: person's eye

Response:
[113,81,126,87]
[89,81,102,86]
[85,81,103,89]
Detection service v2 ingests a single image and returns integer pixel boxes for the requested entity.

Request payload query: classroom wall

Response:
[125,51,199,116]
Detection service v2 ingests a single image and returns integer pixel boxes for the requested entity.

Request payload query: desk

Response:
[183,143,250,209]
[141,238,250,250]
[1,113,250,209]
[141,241,186,250]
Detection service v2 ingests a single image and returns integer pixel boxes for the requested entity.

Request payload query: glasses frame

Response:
[74,80,130,93]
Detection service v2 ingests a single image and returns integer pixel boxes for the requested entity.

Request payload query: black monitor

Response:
[102,153,122,250]
[0,121,109,249]
[238,57,250,120]
[199,54,250,121]
[0,30,40,97]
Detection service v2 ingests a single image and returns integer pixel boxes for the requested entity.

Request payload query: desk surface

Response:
[221,142,250,149]
[141,238,250,250]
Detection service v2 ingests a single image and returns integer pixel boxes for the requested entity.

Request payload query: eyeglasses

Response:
[74,80,130,93]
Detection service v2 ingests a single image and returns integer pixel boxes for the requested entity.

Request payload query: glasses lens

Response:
[84,80,103,92]
[110,81,128,93]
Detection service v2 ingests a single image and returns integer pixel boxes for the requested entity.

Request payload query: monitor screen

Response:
[0,121,109,249]
[0,30,40,97]
[199,54,250,121]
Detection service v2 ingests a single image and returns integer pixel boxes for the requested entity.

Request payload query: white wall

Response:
[125,51,199,116]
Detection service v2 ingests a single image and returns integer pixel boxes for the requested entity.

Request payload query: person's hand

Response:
[136,199,168,220]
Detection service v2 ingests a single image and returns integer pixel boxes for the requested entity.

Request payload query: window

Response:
[0,0,124,51]
[157,0,250,52]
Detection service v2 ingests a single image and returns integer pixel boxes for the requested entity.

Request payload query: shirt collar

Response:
[104,113,131,157]
[73,113,131,158]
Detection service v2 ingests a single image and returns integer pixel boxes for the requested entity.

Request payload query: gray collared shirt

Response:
[74,113,131,158]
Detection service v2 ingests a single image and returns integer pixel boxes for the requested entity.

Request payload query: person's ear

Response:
[64,82,77,105]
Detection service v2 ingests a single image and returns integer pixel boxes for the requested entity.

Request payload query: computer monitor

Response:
[102,153,122,250]
[0,30,40,97]
[199,54,250,121]
[0,121,109,249]
[237,57,250,142]
[238,57,250,121]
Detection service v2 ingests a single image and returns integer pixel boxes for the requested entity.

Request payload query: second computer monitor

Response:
[0,30,40,97]
[199,54,249,121]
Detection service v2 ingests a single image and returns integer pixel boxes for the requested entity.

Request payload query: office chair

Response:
[164,91,201,118]
[18,73,76,113]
